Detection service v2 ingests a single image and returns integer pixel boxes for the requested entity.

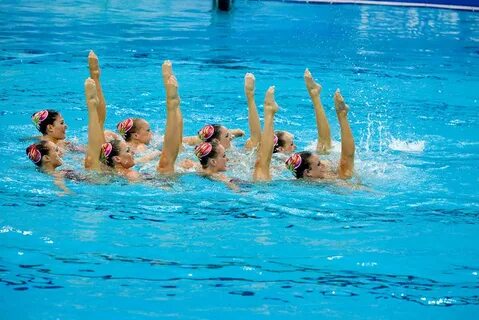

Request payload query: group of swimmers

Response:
[26,51,355,192]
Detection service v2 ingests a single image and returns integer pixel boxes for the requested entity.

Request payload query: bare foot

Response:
[166,75,180,109]
[84,78,99,109]
[264,86,278,115]
[304,68,321,96]
[244,73,255,96]
[88,51,100,79]
[162,60,173,87]
[334,89,349,115]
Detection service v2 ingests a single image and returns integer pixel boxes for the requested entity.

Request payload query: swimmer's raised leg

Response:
[157,74,181,174]
[253,86,278,181]
[84,78,103,171]
[334,89,355,179]
[304,69,331,154]
[245,73,261,150]
[162,60,183,152]
[88,51,106,143]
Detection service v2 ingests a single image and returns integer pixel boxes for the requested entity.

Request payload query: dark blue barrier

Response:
[367,0,478,6]
[264,0,479,10]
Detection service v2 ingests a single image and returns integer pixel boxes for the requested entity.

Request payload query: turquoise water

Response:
[1,1,479,319]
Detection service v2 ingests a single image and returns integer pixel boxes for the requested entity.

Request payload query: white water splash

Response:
[388,139,425,153]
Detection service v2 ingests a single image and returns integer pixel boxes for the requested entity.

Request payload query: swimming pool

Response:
[1,0,478,319]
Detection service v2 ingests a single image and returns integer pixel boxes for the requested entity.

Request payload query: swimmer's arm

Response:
[125,170,141,182]
[244,73,261,150]
[136,150,161,163]
[230,128,245,138]
[53,172,71,195]
[213,173,240,192]
[104,130,120,142]
[183,135,202,146]
[179,158,198,170]
[64,141,86,153]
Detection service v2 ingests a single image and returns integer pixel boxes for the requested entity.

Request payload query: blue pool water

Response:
[1,1,478,319]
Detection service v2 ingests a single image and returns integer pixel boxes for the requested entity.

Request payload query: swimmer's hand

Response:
[65,141,85,153]
[230,128,245,138]
[183,136,202,146]
[136,150,161,163]
[57,190,73,197]
[212,173,241,192]
[104,130,120,142]
[53,172,72,195]
[125,170,141,182]
[179,159,197,170]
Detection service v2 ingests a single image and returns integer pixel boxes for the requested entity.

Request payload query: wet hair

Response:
[25,141,50,167]
[117,118,144,142]
[195,141,220,169]
[100,139,122,167]
[273,131,288,153]
[198,124,222,143]
[31,109,60,135]
[286,151,313,179]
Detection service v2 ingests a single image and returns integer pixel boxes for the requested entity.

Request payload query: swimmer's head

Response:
[100,139,135,169]
[117,118,152,145]
[194,141,228,172]
[26,141,63,169]
[286,151,327,179]
[32,109,67,140]
[198,124,232,149]
[273,131,295,154]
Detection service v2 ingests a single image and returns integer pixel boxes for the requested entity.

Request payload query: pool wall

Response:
[261,0,479,11]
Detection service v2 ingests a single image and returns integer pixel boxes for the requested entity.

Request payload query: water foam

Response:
[388,138,425,152]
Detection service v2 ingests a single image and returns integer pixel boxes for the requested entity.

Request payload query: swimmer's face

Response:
[45,141,63,168]
[304,154,328,179]
[278,132,296,154]
[217,126,232,149]
[210,144,228,172]
[47,114,67,140]
[133,119,152,145]
[114,141,135,169]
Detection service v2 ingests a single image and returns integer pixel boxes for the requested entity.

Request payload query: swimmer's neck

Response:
[115,166,133,174]
[202,167,220,175]
[115,166,140,181]
[304,171,338,181]
[41,163,59,174]
[41,135,63,145]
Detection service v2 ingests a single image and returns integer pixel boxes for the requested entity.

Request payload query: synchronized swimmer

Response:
[25,51,356,193]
